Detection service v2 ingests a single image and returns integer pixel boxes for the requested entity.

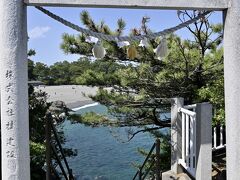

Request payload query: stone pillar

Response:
[0,1,30,180]
[224,1,240,179]
[195,103,212,180]
[171,97,184,174]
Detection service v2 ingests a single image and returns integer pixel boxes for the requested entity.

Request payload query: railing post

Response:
[185,115,189,167]
[171,97,184,174]
[181,113,186,165]
[195,103,212,180]
[220,126,223,147]
[45,113,52,180]
[213,127,217,149]
[155,139,161,180]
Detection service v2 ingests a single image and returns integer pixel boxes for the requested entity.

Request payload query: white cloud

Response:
[28,26,51,39]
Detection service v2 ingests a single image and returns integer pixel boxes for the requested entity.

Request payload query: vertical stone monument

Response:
[0,1,30,180]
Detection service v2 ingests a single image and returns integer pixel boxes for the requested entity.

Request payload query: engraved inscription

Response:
[6,150,16,158]
[7,159,17,173]
[6,137,15,147]
[6,121,14,130]
[6,108,14,116]
[6,96,14,105]
[5,83,13,93]
[4,69,17,161]
[5,70,13,79]
[8,175,17,180]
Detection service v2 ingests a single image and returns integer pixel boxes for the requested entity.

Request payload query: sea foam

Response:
[72,102,99,111]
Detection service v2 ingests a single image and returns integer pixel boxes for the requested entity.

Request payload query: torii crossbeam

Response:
[24,0,228,10]
[0,0,238,180]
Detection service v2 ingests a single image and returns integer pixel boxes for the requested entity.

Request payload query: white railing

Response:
[178,105,196,177]
[178,104,226,178]
[172,99,212,180]
[212,125,226,151]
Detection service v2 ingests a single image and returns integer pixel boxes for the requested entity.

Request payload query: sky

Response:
[27,6,223,65]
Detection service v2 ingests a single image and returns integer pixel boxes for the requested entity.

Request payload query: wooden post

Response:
[45,113,52,180]
[156,138,161,180]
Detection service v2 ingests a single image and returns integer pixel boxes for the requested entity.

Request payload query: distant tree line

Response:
[28,57,127,86]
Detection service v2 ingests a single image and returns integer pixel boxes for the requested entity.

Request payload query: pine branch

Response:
[80,10,99,32]
[127,127,162,142]
[116,18,126,36]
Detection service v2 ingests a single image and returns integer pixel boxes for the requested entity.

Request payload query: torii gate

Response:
[0,0,238,179]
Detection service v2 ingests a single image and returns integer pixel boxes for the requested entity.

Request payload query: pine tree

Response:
[59,10,224,175]
[60,10,223,131]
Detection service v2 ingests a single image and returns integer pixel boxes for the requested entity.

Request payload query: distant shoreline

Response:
[35,85,98,109]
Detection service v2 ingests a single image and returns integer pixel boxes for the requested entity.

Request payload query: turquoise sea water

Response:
[61,104,155,180]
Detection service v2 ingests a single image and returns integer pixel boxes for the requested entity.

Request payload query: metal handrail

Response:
[140,143,156,172]
[133,139,161,180]
[132,143,155,180]
[50,162,61,180]
[50,119,73,178]
[45,112,74,180]
[132,169,139,180]
[142,159,155,180]
[51,143,69,180]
